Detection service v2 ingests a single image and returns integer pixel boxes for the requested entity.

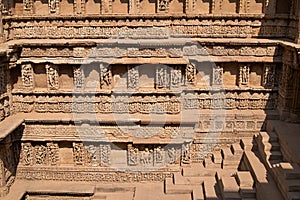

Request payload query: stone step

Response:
[182,167,217,177]
[266,151,283,161]
[174,173,203,185]
[163,194,193,200]
[165,178,193,194]
[260,131,278,143]
[219,176,241,199]
[203,178,219,200]
[289,192,300,200]
[231,143,243,156]
[192,185,205,200]
[287,180,300,192]
[236,171,254,189]
[93,194,107,200]
[262,142,280,151]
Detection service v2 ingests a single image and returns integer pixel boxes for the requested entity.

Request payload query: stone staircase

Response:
[256,120,300,200]
[164,143,257,200]
[256,131,283,168]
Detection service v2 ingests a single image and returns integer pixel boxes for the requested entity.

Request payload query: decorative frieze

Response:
[8,19,272,40]
[21,63,34,89]
[17,169,173,182]
[46,64,59,90]
[20,45,280,59]
[12,90,278,115]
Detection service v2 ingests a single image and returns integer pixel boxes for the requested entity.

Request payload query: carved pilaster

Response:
[21,63,34,89]
[74,0,85,14]
[212,65,223,86]
[263,64,276,88]
[239,64,250,86]
[100,144,111,166]
[129,0,141,14]
[185,0,195,13]
[101,0,113,14]
[127,66,139,89]
[49,0,59,14]
[100,64,112,89]
[46,64,59,90]
[238,0,250,13]
[23,0,34,14]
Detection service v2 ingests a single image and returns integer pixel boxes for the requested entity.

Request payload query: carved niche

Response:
[46,64,59,90]
[239,64,250,86]
[21,63,34,89]
[73,66,84,89]
[186,64,196,85]
[100,64,112,89]
[127,144,139,166]
[212,65,223,86]
[23,0,33,14]
[47,143,59,166]
[49,0,59,14]
[35,145,47,165]
[170,66,182,88]
[181,143,191,164]
[73,142,85,166]
[21,143,33,166]
[156,66,168,89]
[263,64,276,88]
[127,66,139,89]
